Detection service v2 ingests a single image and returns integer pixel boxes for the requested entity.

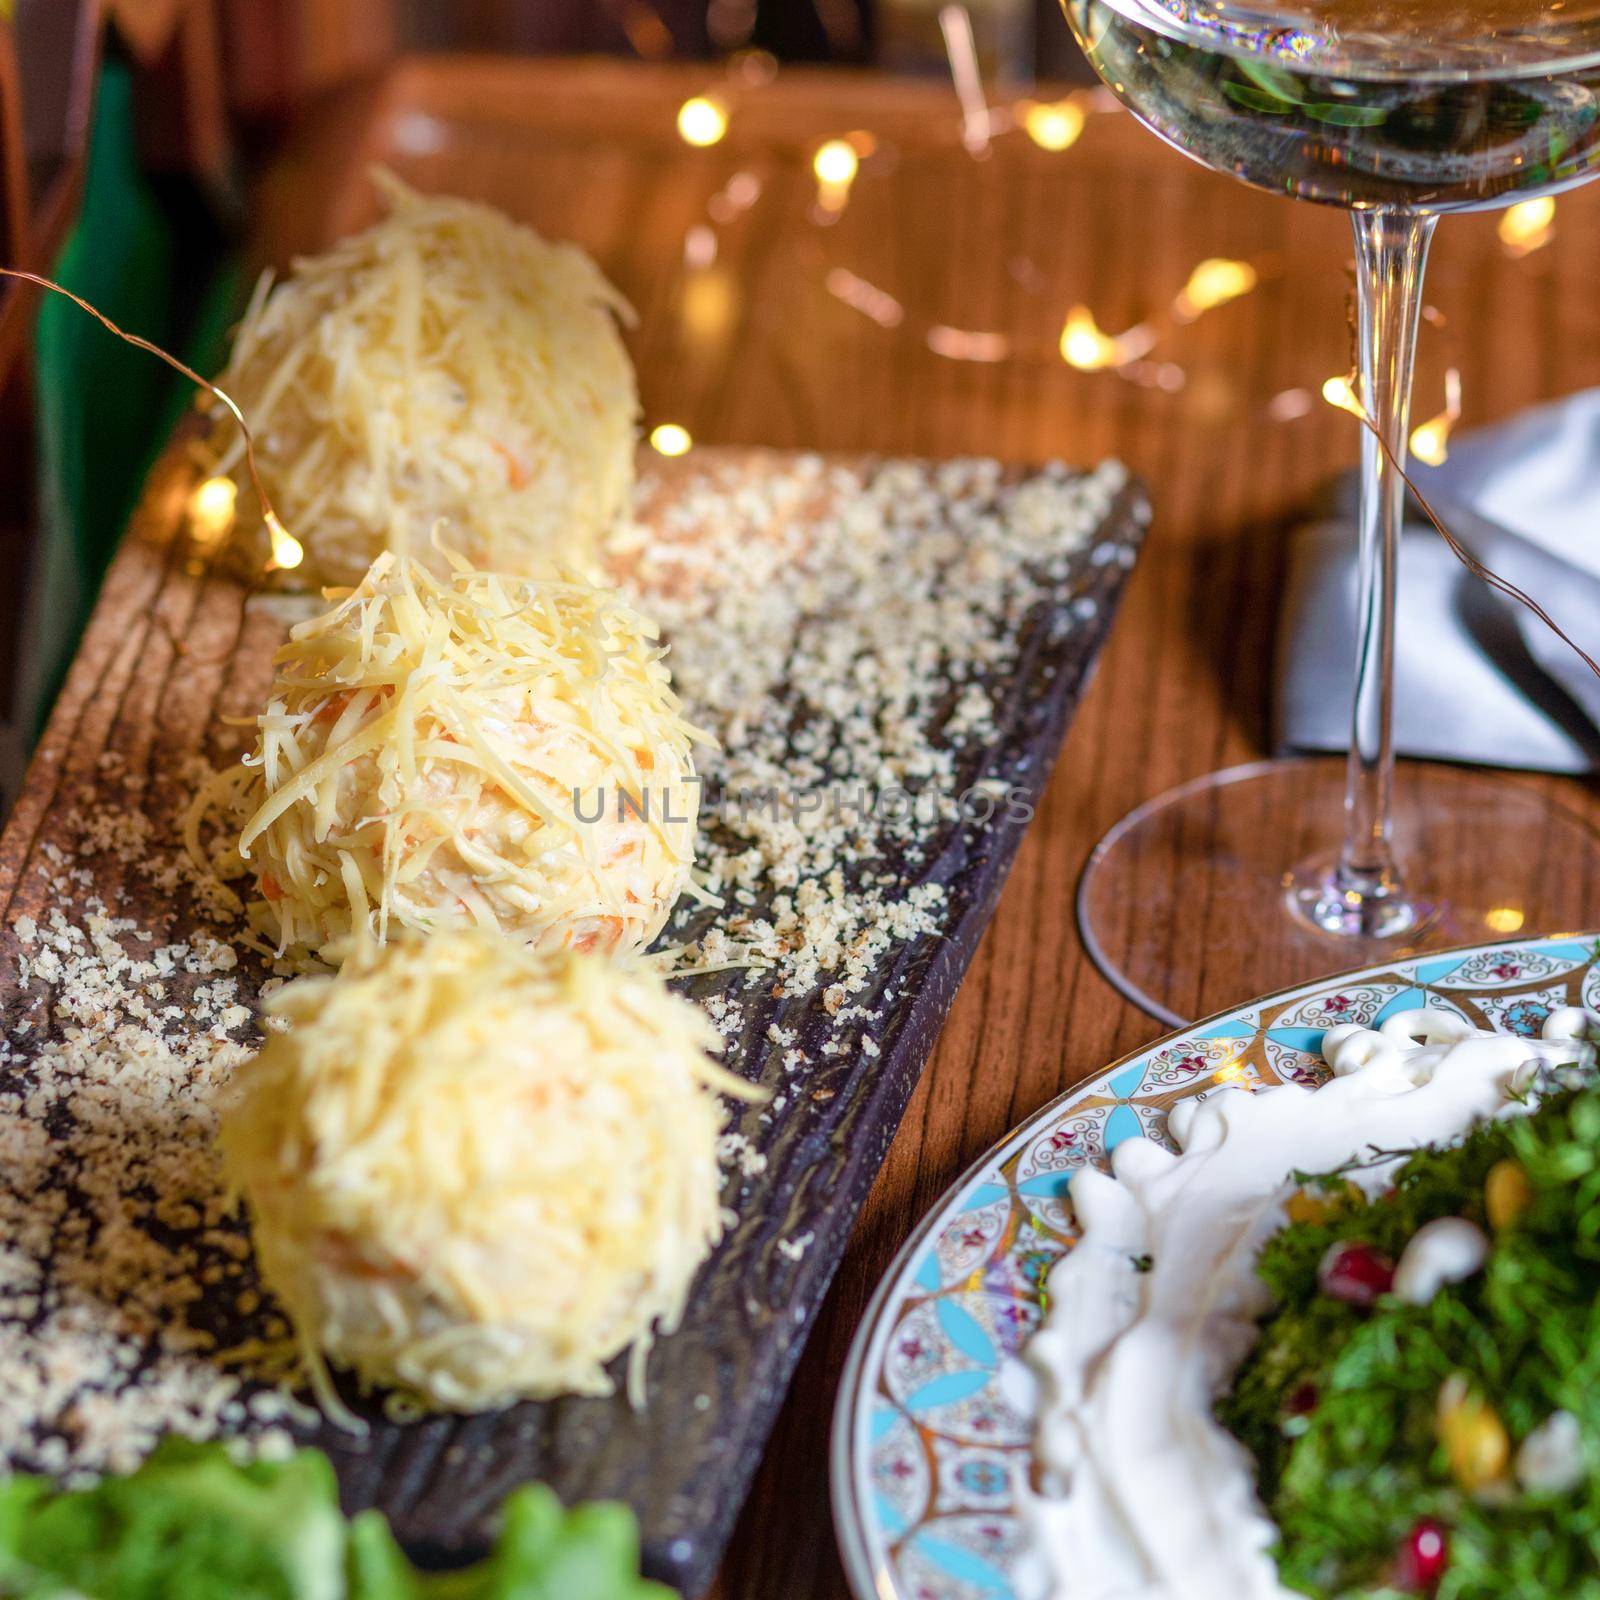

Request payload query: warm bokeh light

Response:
[1497,196,1555,256]
[1266,387,1314,422]
[187,475,237,544]
[1484,906,1526,934]
[1174,257,1258,319]
[650,422,693,456]
[825,267,905,328]
[264,511,304,572]
[813,139,860,216]
[683,224,718,270]
[1021,98,1085,152]
[813,139,859,186]
[681,269,735,342]
[1059,306,1152,372]
[1322,373,1366,418]
[677,96,728,148]
[1211,1061,1249,1086]
[925,326,1009,362]
[1409,367,1462,467]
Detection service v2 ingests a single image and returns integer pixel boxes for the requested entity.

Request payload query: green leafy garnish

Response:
[1219,1081,1600,1599]
[0,1439,675,1599]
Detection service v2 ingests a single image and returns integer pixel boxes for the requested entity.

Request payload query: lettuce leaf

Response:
[0,1439,675,1600]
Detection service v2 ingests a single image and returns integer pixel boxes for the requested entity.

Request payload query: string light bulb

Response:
[1173,257,1258,319]
[1021,98,1085,152]
[813,139,859,186]
[187,475,237,545]
[1409,367,1462,467]
[1059,305,1153,372]
[1322,372,1366,418]
[264,511,304,572]
[650,423,693,457]
[1497,196,1555,256]
[813,138,861,217]
[677,96,729,148]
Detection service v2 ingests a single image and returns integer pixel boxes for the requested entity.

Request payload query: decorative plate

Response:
[830,931,1600,1600]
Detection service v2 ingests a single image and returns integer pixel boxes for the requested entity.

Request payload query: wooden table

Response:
[208,54,1600,1596]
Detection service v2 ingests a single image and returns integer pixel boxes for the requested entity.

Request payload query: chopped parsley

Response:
[1218,1080,1600,1599]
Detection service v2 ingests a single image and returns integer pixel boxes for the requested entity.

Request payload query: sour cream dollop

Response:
[1023,1008,1591,1600]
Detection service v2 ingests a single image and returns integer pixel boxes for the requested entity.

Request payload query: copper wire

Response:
[0,266,283,537]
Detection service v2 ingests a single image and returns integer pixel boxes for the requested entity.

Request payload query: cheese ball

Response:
[235,552,703,965]
[209,171,638,587]
[219,931,740,1411]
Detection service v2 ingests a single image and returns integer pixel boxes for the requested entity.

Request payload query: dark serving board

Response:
[0,440,1146,1595]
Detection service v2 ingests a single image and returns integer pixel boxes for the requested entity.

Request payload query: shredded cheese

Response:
[218,930,751,1414]
[197,550,706,966]
[208,169,638,587]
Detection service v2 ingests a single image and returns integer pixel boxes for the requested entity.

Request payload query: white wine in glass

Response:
[1064,0,1600,1025]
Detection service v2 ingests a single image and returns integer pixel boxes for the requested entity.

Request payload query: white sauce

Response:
[1024,1009,1591,1600]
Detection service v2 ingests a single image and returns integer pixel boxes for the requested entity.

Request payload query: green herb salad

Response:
[1220,1078,1600,1598]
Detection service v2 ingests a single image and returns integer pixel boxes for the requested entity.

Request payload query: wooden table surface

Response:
[250,54,1600,1597]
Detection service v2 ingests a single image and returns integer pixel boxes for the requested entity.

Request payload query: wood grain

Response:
[17,53,1600,1599]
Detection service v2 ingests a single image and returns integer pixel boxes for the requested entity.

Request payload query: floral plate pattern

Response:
[830,932,1600,1600]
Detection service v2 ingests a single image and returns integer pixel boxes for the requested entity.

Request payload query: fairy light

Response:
[940,3,993,156]
[1322,372,1366,418]
[650,422,693,456]
[813,139,859,187]
[1021,98,1085,152]
[1060,307,1120,370]
[677,95,728,148]
[1484,906,1526,934]
[926,326,1009,362]
[825,267,905,328]
[813,138,860,216]
[1409,367,1462,467]
[187,475,237,545]
[1059,305,1154,371]
[264,512,304,572]
[1498,196,1555,257]
[709,170,762,223]
[684,224,718,270]
[0,266,295,581]
[1267,387,1314,422]
[1173,257,1258,320]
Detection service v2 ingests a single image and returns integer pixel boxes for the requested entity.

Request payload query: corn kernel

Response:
[1485,1159,1533,1231]
[1286,1181,1362,1227]
[1437,1376,1510,1493]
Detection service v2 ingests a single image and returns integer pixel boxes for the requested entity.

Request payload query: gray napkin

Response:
[1276,389,1600,774]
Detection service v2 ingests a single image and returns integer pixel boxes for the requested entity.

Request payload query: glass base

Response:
[1077,757,1600,1028]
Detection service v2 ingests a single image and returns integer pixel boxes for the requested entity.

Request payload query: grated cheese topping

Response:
[193,550,706,967]
[218,930,747,1413]
[208,170,638,587]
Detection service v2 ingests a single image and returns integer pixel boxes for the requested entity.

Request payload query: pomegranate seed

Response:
[1317,1240,1395,1307]
[1396,1518,1449,1592]
[1284,1380,1320,1416]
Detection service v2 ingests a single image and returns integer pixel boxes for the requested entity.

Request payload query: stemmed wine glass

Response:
[1064,0,1600,1025]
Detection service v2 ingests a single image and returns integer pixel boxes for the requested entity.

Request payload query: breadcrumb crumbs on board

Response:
[633,454,1128,1001]
[0,890,300,1483]
[0,449,1134,1480]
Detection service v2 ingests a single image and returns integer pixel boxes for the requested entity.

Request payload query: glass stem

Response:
[1338,207,1436,919]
